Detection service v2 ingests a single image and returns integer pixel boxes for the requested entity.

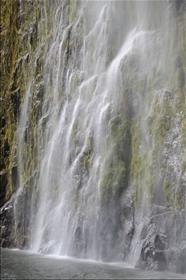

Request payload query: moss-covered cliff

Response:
[1,0,20,206]
[0,0,185,274]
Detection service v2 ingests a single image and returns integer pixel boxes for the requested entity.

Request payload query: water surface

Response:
[1,249,185,279]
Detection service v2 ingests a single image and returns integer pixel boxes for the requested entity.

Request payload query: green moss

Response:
[181,118,186,147]
[174,185,185,209]
[181,159,186,174]
[147,91,174,142]
[130,116,163,207]
[163,179,172,204]
[68,0,77,22]
[82,133,93,169]
[158,115,172,137]
[0,0,21,203]
[147,175,155,203]
[109,113,131,162]
[175,89,185,111]
[100,107,132,203]
[130,123,143,177]
[176,67,185,90]
[100,159,127,201]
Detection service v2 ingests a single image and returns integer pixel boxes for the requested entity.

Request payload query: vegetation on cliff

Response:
[0,0,185,273]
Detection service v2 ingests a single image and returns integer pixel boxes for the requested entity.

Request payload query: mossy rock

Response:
[163,179,172,204]
[100,159,127,201]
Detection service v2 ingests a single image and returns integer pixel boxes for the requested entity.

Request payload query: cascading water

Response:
[3,0,185,273]
[31,7,146,257]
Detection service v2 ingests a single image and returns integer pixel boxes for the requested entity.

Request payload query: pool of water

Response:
[1,248,185,279]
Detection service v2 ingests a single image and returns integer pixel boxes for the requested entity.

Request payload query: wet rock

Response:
[136,224,168,271]
[0,204,14,248]
[165,246,186,274]
[177,246,186,274]
[74,226,81,240]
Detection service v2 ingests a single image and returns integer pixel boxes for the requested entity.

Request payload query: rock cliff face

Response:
[1,0,61,246]
[1,0,19,207]
[0,0,185,274]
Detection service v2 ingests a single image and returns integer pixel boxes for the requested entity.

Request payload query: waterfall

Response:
[3,0,185,272]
